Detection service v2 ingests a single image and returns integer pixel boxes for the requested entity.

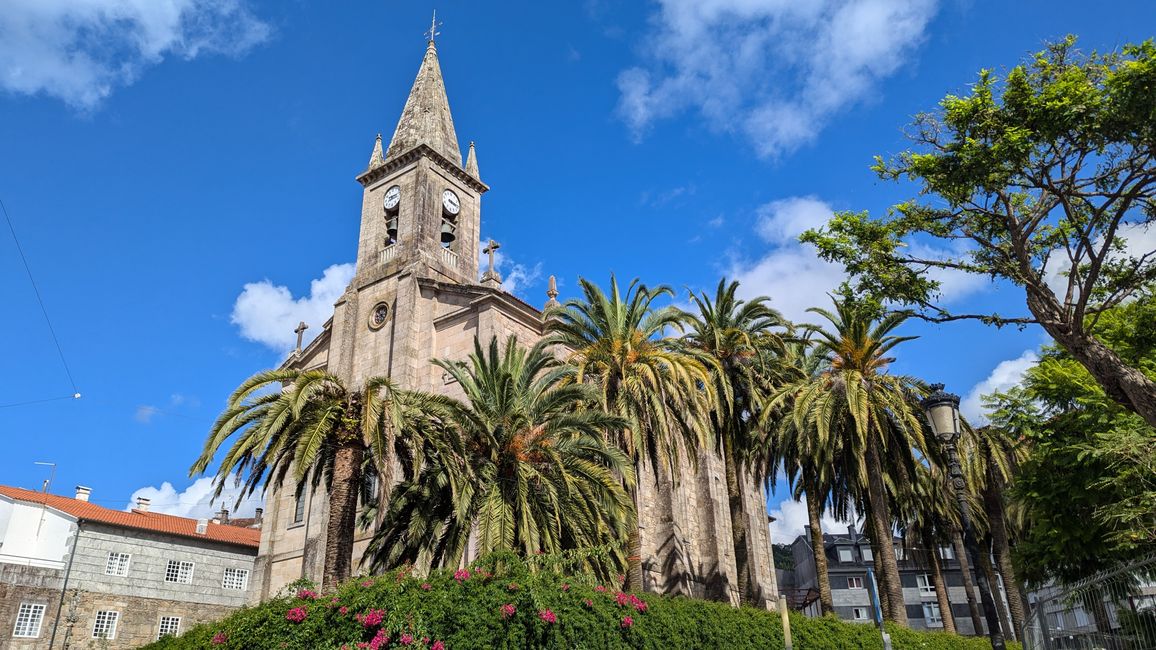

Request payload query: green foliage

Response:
[772,543,795,570]
[142,555,1016,650]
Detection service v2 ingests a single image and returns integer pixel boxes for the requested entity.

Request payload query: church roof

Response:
[386,40,462,166]
[0,485,261,549]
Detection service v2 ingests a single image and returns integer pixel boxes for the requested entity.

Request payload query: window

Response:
[852,607,870,620]
[293,489,306,524]
[222,567,250,591]
[361,467,379,505]
[1073,607,1091,627]
[894,546,907,561]
[938,545,954,560]
[860,546,873,562]
[165,560,195,584]
[12,603,45,638]
[847,576,864,589]
[917,574,936,595]
[923,603,943,627]
[105,552,131,576]
[158,616,181,639]
[838,547,853,563]
[92,611,119,639]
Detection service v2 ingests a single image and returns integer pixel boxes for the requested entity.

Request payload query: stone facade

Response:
[254,37,778,609]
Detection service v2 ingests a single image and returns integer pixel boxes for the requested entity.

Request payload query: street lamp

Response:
[921,383,1006,650]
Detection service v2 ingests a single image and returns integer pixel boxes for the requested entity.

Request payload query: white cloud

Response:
[479,239,543,298]
[617,0,938,157]
[730,195,986,324]
[135,405,160,423]
[231,263,354,353]
[127,476,263,519]
[769,496,857,544]
[0,0,269,109]
[960,349,1039,424]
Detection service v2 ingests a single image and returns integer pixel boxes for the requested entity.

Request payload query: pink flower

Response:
[296,588,318,600]
[583,599,594,608]
[421,583,432,591]
[561,583,570,592]
[538,609,557,624]
[400,633,414,645]
[421,637,429,644]
[362,580,374,587]
[432,642,445,650]
[453,568,471,582]
[356,644,369,649]
[369,629,389,649]
[356,609,386,628]
[507,583,520,591]
[500,603,516,619]
[285,607,308,623]
[615,592,630,607]
[331,596,340,604]
[621,615,634,629]
[339,606,349,615]
[211,632,228,645]
[594,585,606,593]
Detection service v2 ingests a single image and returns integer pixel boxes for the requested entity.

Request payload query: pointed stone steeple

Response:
[367,133,385,170]
[465,141,479,179]
[386,40,462,165]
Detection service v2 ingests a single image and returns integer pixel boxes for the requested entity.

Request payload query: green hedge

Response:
[144,556,1018,649]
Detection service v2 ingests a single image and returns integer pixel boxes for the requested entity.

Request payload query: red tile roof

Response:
[0,486,260,549]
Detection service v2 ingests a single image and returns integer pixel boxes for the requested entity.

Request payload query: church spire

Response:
[385,37,462,166]
[465,141,479,178]
[367,133,385,170]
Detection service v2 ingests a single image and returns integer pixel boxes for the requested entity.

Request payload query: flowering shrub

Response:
[296,589,319,600]
[142,552,1018,650]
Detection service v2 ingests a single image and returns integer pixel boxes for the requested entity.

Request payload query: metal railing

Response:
[1023,555,1156,650]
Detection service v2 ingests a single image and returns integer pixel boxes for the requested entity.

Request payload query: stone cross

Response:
[483,240,501,275]
[294,321,309,352]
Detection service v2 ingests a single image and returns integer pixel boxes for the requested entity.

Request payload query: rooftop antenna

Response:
[33,461,56,538]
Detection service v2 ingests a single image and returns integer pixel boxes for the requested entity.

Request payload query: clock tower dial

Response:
[441,189,460,215]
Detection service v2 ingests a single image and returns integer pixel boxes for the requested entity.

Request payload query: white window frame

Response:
[105,551,131,577]
[917,573,936,595]
[860,546,873,562]
[837,547,853,563]
[92,610,119,640]
[847,576,864,589]
[158,615,181,639]
[222,567,250,591]
[852,607,869,620]
[923,603,943,627]
[938,545,954,560]
[12,602,46,638]
[165,560,195,584]
[894,546,907,561]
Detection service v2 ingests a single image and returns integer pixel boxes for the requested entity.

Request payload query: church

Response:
[249,33,779,610]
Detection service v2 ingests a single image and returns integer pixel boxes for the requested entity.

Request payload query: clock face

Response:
[383,186,401,210]
[442,189,460,216]
[369,303,389,329]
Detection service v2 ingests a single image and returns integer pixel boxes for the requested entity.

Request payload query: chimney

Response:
[75,486,91,502]
[195,518,208,535]
[848,523,857,539]
[216,507,229,524]
[254,508,264,528]
[136,497,151,512]
[803,524,812,540]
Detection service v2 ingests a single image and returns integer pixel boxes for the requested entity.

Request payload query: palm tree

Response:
[190,369,423,589]
[365,336,635,579]
[546,275,714,592]
[684,279,790,603]
[772,295,927,625]
[897,465,959,634]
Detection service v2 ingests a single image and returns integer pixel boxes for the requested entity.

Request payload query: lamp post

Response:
[921,383,1006,650]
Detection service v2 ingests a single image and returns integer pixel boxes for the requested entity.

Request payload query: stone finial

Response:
[368,133,385,170]
[465,141,479,178]
[545,275,560,309]
[481,239,502,288]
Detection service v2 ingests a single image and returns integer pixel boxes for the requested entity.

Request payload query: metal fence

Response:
[1023,555,1156,650]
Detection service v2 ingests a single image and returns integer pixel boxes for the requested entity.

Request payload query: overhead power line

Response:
[1,196,81,401]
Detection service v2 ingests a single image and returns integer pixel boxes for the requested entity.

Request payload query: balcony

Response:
[379,246,398,265]
[440,247,459,269]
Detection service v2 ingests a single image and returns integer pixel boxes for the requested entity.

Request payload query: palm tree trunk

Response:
[626,480,644,593]
[977,538,1013,640]
[865,434,907,626]
[323,440,364,591]
[923,528,956,634]
[952,529,984,635]
[722,433,751,604]
[864,509,892,619]
[805,480,834,615]
[983,472,1026,641]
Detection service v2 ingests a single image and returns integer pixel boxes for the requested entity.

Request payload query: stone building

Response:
[252,35,778,609]
[788,524,1012,635]
[0,485,259,648]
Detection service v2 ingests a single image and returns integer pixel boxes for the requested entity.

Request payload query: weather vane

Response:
[425,10,441,43]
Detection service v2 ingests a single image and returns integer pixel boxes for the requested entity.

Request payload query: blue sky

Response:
[1,0,1151,541]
